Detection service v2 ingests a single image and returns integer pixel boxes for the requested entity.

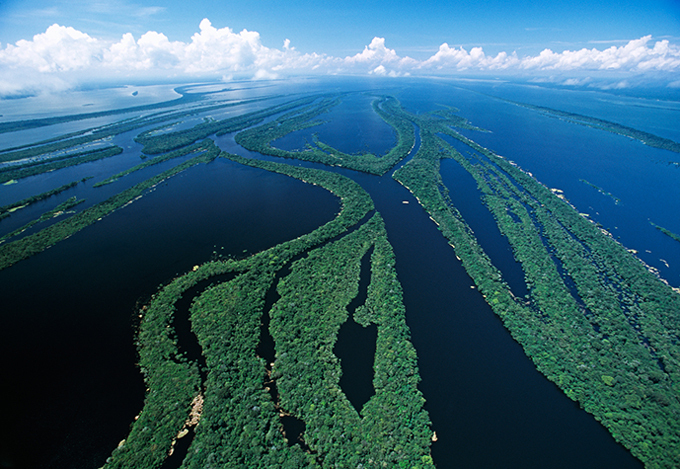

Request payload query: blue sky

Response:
[0,0,679,95]
[2,0,678,56]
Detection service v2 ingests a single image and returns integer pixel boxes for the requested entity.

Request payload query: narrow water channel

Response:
[438,156,529,299]
[172,272,238,378]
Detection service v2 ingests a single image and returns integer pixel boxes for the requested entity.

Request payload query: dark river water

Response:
[2,77,673,468]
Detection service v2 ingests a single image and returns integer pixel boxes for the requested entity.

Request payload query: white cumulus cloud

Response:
[519,36,680,71]
[183,19,266,73]
[339,37,416,76]
[419,36,680,73]
[345,37,400,64]
[420,44,520,70]
[0,24,101,72]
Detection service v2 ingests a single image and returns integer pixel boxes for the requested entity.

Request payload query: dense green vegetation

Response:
[220,153,374,234]
[268,214,432,468]
[104,149,374,468]
[105,147,433,467]
[2,92,435,467]
[0,93,284,167]
[430,105,488,132]
[0,132,118,164]
[235,95,415,175]
[135,95,325,155]
[390,102,680,468]
[102,263,204,469]
[0,92,379,270]
[0,178,88,220]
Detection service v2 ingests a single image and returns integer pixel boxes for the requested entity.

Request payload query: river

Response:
[3,77,673,467]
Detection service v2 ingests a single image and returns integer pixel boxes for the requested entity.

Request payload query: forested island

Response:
[651,222,680,245]
[1,85,678,468]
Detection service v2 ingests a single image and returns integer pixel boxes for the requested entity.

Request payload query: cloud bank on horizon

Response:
[1,18,679,96]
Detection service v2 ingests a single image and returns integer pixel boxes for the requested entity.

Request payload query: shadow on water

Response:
[256,272,280,364]
[280,415,308,448]
[334,247,377,413]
